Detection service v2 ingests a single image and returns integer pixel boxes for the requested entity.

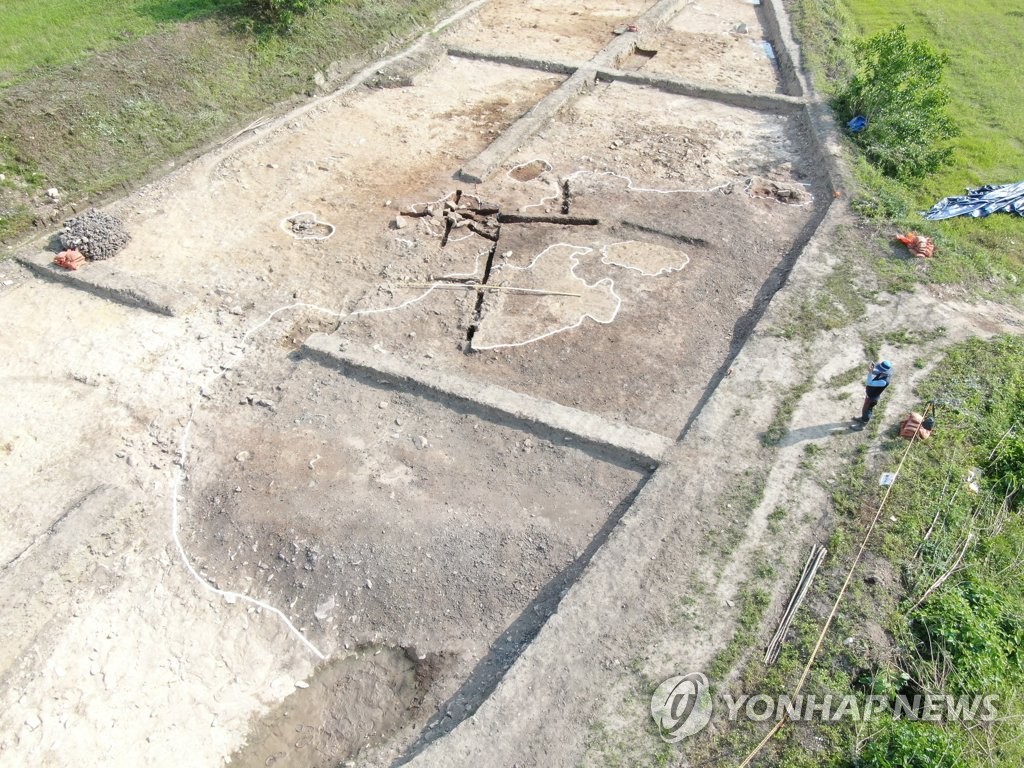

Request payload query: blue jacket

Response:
[866,367,891,390]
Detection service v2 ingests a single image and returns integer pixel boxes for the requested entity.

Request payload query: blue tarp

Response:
[923,181,1024,220]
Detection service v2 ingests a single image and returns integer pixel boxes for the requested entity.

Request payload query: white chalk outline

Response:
[599,240,691,277]
[507,158,553,181]
[280,211,336,241]
[472,244,622,351]
[171,410,327,659]
[173,155,811,654]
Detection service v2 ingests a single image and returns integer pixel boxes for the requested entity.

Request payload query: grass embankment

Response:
[0,0,226,83]
[791,0,1024,297]
[0,0,451,243]
[708,3,1024,765]
[714,336,1024,767]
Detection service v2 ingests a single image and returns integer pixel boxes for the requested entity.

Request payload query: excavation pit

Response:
[335,82,827,436]
[5,2,842,763]
[617,46,658,72]
[179,350,649,764]
[442,0,652,63]
[637,0,784,93]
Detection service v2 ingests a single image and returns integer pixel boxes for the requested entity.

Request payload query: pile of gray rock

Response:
[59,210,131,260]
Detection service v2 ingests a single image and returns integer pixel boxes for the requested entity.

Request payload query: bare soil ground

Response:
[340,84,825,435]
[640,0,783,93]
[441,0,651,62]
[2,2,1021,768]
[102,56,564,308]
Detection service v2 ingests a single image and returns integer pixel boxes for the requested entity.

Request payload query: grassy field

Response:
[844,1,1024,288]
[0,0,451,244]
[841,1,1024,199]
[792,0,1024,297]
[692,335,1024,768]
[0,0,229,84]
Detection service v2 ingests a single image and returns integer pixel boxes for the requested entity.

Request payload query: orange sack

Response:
[54,249,86,270]
[899,412,932,441]
[896,232,935,258]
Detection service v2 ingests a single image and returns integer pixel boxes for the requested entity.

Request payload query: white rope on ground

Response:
[506,159,562,212]
[173,282,455,660]
[171,412,328,660]
[173,157,807,649]
[280,211,336,241]
[507,159,553,179]
[441,247,490,279]
[598,240,690,277]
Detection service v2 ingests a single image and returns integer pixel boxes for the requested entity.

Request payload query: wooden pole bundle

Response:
[764,544,828,666]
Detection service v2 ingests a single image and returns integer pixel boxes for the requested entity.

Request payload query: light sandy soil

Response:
[1,1,1022,768]
[639,0,783,93]
[105,57,565,309]
[441,0,652,62]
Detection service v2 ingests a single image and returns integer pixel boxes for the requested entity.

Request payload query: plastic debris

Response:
[896,232,935,258]
[966,468,982,494]
[847,115,868,133]
[923,180,1024,220]
[53,249,86,270]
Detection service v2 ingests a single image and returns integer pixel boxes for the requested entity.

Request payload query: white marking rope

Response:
[171,158,811,656]
[598,240,690,277]
[472,244,622,351]
[173,290,451,660]
[280,212,336,241]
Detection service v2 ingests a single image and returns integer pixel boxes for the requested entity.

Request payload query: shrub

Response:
[912,580,1024,694]
[835,26,959,180]
[243,0,315,30]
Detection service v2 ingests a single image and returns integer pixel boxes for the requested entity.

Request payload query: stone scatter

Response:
[60,209,131,261]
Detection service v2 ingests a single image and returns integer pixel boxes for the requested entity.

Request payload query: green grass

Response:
[708,586,773,680]
[0,0,231,84]
[762,379,815,447]
[841,1,1024,202]
[717,336,1024,767]
[793,0,1024,297]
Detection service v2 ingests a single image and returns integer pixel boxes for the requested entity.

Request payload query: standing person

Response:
[858,360,893,423]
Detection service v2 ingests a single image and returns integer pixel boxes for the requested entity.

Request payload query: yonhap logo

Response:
[649,671,999,744]
[650,672,713,742]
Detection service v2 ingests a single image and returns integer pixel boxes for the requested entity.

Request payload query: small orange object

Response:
[54,249,86,270]
[899,412,932,440]
[896,232,935,258]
